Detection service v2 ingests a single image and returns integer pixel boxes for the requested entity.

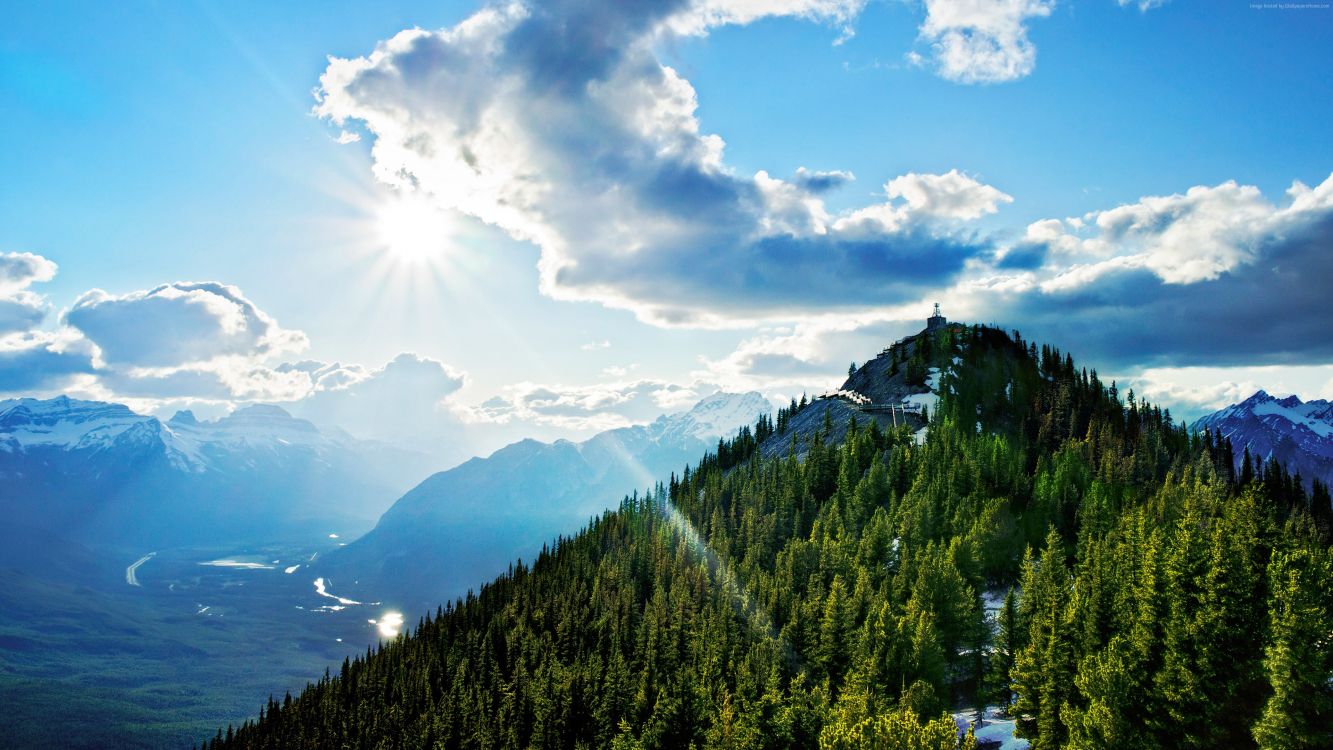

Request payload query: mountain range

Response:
[0,390,771,748]
[1191,389,1333,489]
[6,328,1331,749]
[207,323,1333,750]
[0,397,439,550]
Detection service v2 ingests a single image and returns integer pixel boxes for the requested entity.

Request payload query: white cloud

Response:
[1118,0,1168,10]
[0,330,96,393]
[969,171,1333,368]
[1124,364,1333,422]
[1037,254,1147,293]
[1127,374,1261,422]
[0,251,58,335]
[0,278,320,406]
[696,310,921,396]
[580,340,612,351]
[65,281,307,367]
[1092,181,1273,283]
[917,0,1054,84]
[1018,174,1333,286]
[467,379,710,433]
[669,0,867,34]
[286,353,467,445]
[886,169,1014,219]
[314,2,1005,327]
[0,252,57,292]
[0,292,49,335]
[831,169,1011,238]
[1021,218,1084,254]
[700,168,1333,375]
[101,359,315,402]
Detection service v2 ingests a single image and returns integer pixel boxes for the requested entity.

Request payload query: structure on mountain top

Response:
[926,303,946,331]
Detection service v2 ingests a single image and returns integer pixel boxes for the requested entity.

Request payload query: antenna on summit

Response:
[927,302,946,332]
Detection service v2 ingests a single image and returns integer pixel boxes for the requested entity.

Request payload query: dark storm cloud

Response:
[996,214,1333,368]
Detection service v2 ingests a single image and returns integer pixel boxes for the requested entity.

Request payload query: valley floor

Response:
[0,533,403,749]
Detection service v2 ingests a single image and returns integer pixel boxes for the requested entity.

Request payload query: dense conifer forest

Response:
[205,325,1332,749]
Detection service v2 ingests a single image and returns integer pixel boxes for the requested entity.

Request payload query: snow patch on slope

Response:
[1251,398,1333,438]
[902,367,942,413]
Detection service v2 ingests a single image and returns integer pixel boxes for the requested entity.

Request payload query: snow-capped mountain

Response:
[655,391,773,442]
[0,396,163,453]
[317,392,772,609]
[164,404,354,468]
[1,397,364,469]
[0,396,439,549]
[1191,390,1333,487]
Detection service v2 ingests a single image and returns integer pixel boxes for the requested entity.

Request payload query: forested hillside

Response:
[205,324,1332,750]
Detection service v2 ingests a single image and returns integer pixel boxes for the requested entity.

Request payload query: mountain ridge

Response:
[0,396,440,549]
[317,390,772,610]
[1191,389,1333,488]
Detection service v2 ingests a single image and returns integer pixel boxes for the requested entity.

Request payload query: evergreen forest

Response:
[205,325,1333,750]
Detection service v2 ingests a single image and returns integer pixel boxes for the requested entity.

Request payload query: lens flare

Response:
[374,611,405,638]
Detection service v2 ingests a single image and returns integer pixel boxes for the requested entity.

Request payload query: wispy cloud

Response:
[464,378,713,433]
[1118,0,1169,11]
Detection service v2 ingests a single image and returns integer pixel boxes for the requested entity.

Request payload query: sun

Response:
[375,194,454,263]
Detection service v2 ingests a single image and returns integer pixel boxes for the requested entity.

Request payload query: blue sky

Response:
[2,0,1331,457]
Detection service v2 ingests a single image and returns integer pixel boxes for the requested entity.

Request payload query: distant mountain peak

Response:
[658,391,771,442]
[1192,388,1333,489]
[1,395,138,419]
[1,393,435,546]
[169,410,199,426]
[0,396,156,451]
[1,394,328,460]
[227,403,297,420]
[1241,389,1274,405]
[687,390,769,416]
